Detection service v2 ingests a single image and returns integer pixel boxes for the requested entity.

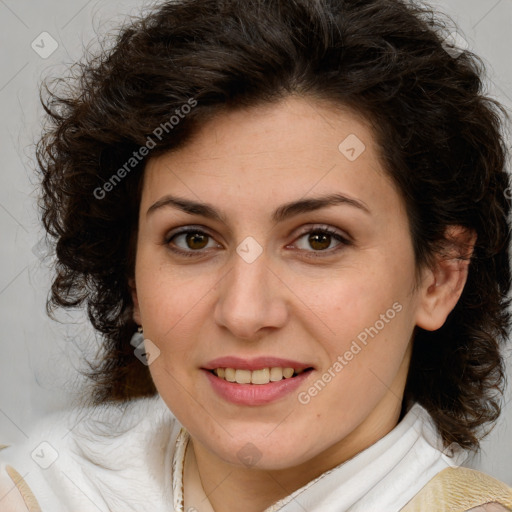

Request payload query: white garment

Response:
[0,395,468,512]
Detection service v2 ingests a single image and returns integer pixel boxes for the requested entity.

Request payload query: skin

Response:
[131,96,474,512]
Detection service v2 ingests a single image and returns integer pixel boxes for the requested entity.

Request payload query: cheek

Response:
[298,263,405,341]
[309,317,412,430]
[304,261,415,386]
[135,258,194,351]
[134,259,225,380]
[136,239,186,305]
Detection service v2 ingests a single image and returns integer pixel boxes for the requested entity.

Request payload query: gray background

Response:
[0,0,511,484]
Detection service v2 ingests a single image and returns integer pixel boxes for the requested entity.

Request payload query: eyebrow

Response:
[146,193,370,224]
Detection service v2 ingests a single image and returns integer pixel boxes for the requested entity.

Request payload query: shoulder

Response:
[400,466,512,512]
[0,395,181,511]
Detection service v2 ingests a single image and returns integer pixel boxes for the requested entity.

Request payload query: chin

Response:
[207,430,318,471]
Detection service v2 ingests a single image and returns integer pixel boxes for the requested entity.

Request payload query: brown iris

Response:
[186,232,209,250]
[308,232,331,251]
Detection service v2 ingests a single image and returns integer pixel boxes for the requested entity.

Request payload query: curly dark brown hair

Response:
[36,0,511,451]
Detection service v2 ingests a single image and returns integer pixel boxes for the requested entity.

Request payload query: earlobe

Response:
[129,277,142,325]
[415,226,476,331]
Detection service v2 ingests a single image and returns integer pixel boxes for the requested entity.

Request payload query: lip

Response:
[202,356,314,372]
[203,368,313,406]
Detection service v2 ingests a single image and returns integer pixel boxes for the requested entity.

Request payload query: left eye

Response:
[291,227,349,255]
[166,229,220,255]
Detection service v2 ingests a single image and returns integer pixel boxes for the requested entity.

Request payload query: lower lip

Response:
[203,369,313,406]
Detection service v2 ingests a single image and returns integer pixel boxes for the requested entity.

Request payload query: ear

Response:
[129,277,142,325]
[415,226,477,331]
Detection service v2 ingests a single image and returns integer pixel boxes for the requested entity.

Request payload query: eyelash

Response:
[164,225,351,259]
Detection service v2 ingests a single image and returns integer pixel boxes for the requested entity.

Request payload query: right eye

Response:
[165,227,222,257]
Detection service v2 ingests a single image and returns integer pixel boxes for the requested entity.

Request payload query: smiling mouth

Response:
[209,367,314,385]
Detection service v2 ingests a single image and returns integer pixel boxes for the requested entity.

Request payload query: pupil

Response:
[310,233,330,250]
[187,233,208,249]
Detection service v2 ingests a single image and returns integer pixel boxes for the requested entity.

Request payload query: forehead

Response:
[140,96,405,224]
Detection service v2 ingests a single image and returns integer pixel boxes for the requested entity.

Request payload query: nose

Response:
[213,247,289,340]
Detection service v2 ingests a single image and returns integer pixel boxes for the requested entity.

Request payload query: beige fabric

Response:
[0,443,41,511]
[467,505,511,512]
[2,430,512,512]
[5,466,42,512]
[172,428,189,512]
[0,465,41,512]
[0,470,28,512]
[174,428,217,512]
[183,438,216,512]
[400,467,512,512]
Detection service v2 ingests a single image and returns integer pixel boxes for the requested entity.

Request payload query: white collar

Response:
[171,403,468,512]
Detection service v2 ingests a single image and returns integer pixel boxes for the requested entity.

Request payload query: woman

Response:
[1,0,511,510]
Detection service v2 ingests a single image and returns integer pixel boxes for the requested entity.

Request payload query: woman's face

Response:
[132,96,429,471]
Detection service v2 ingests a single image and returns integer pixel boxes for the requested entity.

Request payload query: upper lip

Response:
[202,356,314,371]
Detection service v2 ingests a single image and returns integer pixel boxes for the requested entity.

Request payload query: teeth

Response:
[251,368,269,384]
[270,367,283,381]
[283,368,294,379]
[212,367,304,385]
[235,369,252,384]
[225,368,236,382]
